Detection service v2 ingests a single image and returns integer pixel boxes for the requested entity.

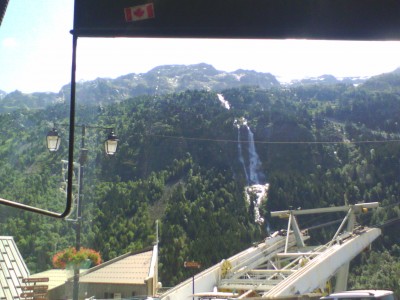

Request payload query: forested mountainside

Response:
[0,65,399,292]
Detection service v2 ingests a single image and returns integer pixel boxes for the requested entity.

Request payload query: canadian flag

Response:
[125,3,155,22]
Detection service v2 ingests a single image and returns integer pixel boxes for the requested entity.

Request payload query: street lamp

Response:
[46,124,118,300]
[46,126,119,155]
[104,131,119,155]
[46,128,61,152]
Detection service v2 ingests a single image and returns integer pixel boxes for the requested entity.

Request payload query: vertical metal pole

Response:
[156,220,159,245]
[73,125,85,300]
[284,212,292,253]
[334,207,356,292]
[290,214,305,248]
[70,33,79,300]
[192,274,195,300]
[76,125,86,253]
[68,34,77,222]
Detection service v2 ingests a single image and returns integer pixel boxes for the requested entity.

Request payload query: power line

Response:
[301,201,400,232]
[146,133,400,145]
[376,217,400,229]
[378,200,400,210]
[305,219,343,231]
[372,201,400,229]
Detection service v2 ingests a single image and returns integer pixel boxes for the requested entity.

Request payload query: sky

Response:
[2,0,400,93]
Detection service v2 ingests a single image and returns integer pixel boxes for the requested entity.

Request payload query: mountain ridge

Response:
[1,63,399,112]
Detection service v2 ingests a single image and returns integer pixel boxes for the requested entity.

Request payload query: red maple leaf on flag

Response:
[133,8,145,18]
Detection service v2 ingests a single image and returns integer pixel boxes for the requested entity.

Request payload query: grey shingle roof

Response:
[0,236,29,299]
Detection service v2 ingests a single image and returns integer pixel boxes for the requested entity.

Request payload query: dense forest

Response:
[0,64,399,294]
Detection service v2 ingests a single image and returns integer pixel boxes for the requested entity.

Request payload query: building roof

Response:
[79,246,157,285]
[0,236,29,300]
[30,269,74,290]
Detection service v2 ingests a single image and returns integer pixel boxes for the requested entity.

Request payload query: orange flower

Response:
[52,247,102,269]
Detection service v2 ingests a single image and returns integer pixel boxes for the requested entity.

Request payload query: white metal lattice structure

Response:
[159,202,381,300]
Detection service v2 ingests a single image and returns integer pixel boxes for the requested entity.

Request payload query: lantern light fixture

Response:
[105,131,119,155]
[46,128,61,152]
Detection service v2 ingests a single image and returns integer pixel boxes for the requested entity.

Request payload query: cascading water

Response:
[217,93,231,110]
[235,117,269,225]
[246,126,265,184]
[237,125,249,182]
[217,93,269,226]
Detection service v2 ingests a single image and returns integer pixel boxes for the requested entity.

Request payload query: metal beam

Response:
[263,227,381,298]
[271,202,379,217]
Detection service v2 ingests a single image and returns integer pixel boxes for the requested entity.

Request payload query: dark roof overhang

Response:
[0,0,10,26]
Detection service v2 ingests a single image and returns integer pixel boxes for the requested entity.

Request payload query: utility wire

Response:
[305,219,343,231]
[302,201,400,232]
[372,201,400,228]
[376,217,400,228]
[146,133,400,145]
[377,200,400,210]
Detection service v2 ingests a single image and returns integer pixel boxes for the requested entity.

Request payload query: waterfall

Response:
[235,118,269,225]
[246,125,265,185]
[235,118,265,185]
[217,93,230,109]
[237,127,250,183]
